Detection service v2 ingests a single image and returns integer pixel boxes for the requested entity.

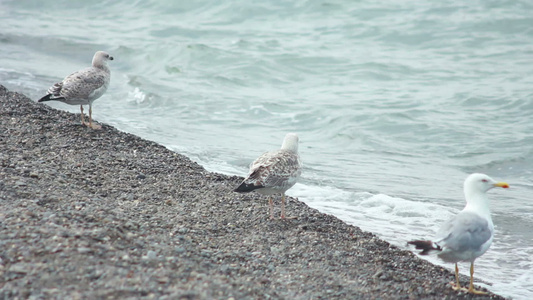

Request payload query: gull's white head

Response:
[281,133,299,152]
[92,51,114,68]
[464,173,509,197]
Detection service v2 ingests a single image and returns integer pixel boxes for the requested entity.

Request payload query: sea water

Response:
[1,1,532,298]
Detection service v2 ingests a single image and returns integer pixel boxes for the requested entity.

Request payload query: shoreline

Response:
[0,84,505,299]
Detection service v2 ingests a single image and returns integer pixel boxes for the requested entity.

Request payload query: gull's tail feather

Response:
[38,94,65,102]
[407,240,442,255]
[38,94,53,102]
[234,181,262,193]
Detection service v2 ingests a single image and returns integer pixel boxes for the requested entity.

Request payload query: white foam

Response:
[128,87,148,104]
[291,184,456,244]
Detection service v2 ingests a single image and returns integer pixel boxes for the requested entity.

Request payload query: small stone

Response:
[373,270,384,278]
[78,247,92,254]
[220,265,230,274]
[9,264,29,274]
[146,250,157,260]
[259,277,270,284]
[156,276,169,284]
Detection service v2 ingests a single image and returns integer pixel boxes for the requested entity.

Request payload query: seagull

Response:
[38,51,113,129]
[408,173,509,294]
[234,133,302,219]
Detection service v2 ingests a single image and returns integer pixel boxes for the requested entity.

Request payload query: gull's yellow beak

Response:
[494,182,510,189]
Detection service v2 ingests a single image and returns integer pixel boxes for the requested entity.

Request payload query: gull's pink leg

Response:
[88,104,101,129]
[80,105,87,125]
[280,194,297,219]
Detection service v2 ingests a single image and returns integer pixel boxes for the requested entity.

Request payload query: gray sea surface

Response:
[1,1,532,298]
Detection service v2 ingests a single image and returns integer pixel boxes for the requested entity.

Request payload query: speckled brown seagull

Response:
[38,51,113,129]
[408,173,509,295]
[234,133,302,219]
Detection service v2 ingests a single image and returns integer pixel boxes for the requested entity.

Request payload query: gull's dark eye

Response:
[481,179,488,182]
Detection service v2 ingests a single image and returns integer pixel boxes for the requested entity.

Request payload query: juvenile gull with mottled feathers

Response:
[234,133,302,219]
[38,51,113,129]
[408,173,509,295]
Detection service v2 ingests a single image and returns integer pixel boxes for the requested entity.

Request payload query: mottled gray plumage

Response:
[244,148,301,194]
[38,51,113,129]
[235,133,302,219]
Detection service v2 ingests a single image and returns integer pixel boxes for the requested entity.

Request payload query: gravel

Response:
[0,84,506,299]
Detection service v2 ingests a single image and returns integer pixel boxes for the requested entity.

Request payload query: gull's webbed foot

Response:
[88,122,102,130]
[466,287,488,295]
[450,282,462,291]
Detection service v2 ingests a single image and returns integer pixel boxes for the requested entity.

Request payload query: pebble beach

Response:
[0,85,506,299]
